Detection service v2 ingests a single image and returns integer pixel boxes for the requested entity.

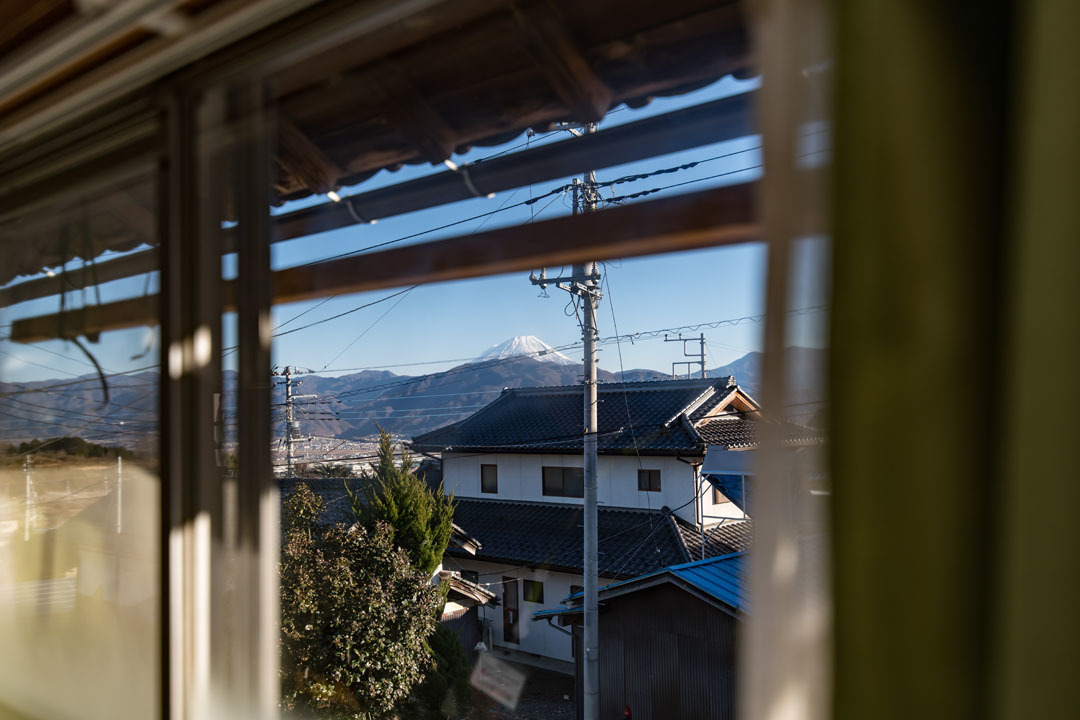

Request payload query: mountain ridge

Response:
[0,347,826,446]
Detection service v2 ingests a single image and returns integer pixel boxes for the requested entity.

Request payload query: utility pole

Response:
[23,455,32,542]
[529,121,601,720]
[116,455,123,535]
[274,366,317,477]
[664,332,707,379]
[284,366,294,476]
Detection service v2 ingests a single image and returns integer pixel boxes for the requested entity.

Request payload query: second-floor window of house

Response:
[710,474,750,504]
[481,464,498,493]
[542,466,584,498]
[523,579,544,603]
[638,469,662,492]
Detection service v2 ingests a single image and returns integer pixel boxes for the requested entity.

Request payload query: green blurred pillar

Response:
[829,2,1079,718]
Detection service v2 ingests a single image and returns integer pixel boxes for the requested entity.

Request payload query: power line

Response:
[7,341,117,374]
[290,185,571,271]
[607,164,763,204]
[318,286,417,371]
[283,307,828,410]
[273,285,419,338]
[2,393,155,424]
[0,365,159,399]
[286,148,757,271]
[0,408,152,437]
[0,350,87,378]
[273,295,336,331]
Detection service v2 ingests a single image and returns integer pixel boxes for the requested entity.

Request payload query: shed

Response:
[536,553,747,720]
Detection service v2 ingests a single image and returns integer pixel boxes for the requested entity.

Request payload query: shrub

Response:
[280,483,440,719]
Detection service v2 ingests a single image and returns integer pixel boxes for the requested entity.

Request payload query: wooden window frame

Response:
[0,2,828,715]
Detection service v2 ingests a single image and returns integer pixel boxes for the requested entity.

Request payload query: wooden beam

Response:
[510,0,613,123]
[11,181,776,343]
[276,5,746,196]
[362,61,459,165]
[10,295,160,343]
[100,191,157,241]
[271,0,508,99]
[0,94,759,308]
[276,117,344,194]
[271,184,763,304]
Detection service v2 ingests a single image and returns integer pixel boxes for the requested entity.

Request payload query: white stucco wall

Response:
[448,557,615,663]
[700,447,753,522]
[442,452,702,524]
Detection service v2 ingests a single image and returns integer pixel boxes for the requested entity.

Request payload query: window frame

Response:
[0,2,818,713]
[712,485,727,504]
[637,468,662,492]
[480,463,498,494]
[542,466,585,498]
[522,579,545,604]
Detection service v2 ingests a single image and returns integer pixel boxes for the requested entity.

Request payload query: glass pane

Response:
[542,467,562,496]
[481,464,497,493]
[0,167,160,719]
[565,468,585,498]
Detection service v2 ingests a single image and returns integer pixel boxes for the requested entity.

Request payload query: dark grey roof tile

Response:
[413,377,739,455]
[448,498,691,579]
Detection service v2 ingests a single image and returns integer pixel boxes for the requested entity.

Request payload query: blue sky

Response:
[1,75,829,385]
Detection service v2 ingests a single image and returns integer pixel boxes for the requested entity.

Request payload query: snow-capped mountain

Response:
[476,335,576,365]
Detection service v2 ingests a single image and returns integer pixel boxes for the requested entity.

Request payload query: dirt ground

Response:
[466,660,577,720]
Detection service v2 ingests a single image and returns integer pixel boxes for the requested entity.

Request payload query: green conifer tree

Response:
[347,429,454,577]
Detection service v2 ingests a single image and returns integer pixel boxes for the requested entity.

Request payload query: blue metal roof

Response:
[533,552,750,622]
[669,552,750,613]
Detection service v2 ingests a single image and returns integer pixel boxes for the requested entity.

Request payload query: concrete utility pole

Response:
[530,122,601,720]
[665,332,707,378]
[284,366,295,476]
[116,455,123,535]
[275,366,317,477]
[24,455,32,542]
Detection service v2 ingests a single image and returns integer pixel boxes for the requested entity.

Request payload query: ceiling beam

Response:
[276,118,344,194]
[0,93,756,308]
[10,181,782,343]
[362,61,460,165]
[100,191,157,242]
[272,183,762,304]
[510,0,612,123]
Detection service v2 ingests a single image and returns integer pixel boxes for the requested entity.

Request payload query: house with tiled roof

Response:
[411,376,760,663]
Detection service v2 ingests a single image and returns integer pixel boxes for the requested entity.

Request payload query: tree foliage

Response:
[399,624,473,720]
[4,436,132,459]
[280,483,440,719]
[310,462,355,478]
[347,430,454,577]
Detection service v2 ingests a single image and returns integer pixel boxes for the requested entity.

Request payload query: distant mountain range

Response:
[0,339,825,446]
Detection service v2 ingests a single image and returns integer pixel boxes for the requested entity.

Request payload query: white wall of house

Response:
[448,556,614,663]
[702,490,747,522]
[700,447,753,522]
[442,452,702,524]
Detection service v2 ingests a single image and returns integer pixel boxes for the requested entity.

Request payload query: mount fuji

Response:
[476,335,577,366]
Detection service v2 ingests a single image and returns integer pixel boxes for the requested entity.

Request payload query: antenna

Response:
[664,332,706,379]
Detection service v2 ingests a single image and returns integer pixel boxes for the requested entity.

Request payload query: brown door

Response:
[502,577,519,643]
